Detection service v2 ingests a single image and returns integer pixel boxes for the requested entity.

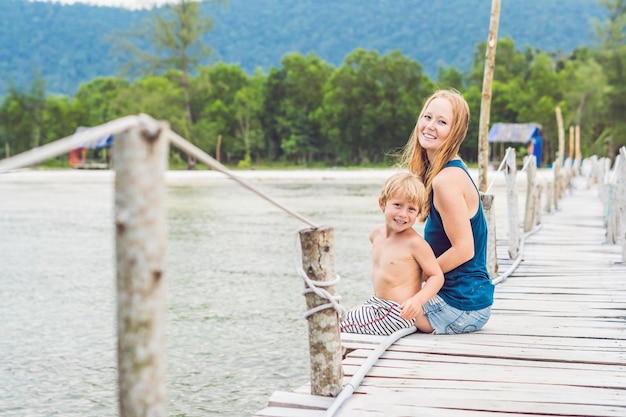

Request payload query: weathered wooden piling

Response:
[606,149,626,262]
[523,155,537,232]
[481,193,498,278]
[504,148,519,259]
[113,117,169,417]
[298,226,343,397]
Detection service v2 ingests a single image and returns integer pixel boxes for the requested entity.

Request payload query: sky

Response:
[30,0,181,9]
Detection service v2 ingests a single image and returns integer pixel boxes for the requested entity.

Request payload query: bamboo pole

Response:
[504,148,519,259]
[113,117,169,417]
[298,227,343,397]
[478,0,501,192]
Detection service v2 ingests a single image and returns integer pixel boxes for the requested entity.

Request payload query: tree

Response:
[275,53,333,164]
[113,0,227,167]
[43,94,84,145]
[233,69,265,165]
[0,73,46,157]
[111,74,187,136]
[317,49,431,165]
[260,67,287,161]
[74,77,131,127]
[436,66,465,92]
[468,38,530,88]
[190,63,250,164]
[593,0,626,158]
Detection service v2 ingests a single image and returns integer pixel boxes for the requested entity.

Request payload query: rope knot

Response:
[297,265,346,321]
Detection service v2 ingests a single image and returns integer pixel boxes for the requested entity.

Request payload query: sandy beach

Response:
[0,166,515,187]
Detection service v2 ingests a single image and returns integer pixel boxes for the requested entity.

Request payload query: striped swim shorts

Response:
[340,296,416,336]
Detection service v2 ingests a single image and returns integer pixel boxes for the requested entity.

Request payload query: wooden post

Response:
[544,179,554,213]
[534,183,543,226]
[299,227,343,397]
[575,125,582,174]
[569,126,575,161]
[216,134,222,163]
[523,155,537,233]
[478,0,501,192]
[610,150,626,259]
[481,194,498,279]
[599,158,611,228]
[113,117,169,417]
[554,107,565,207]
[504,148,519,259]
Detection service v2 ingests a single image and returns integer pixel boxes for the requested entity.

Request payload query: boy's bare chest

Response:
[372,240,415,268]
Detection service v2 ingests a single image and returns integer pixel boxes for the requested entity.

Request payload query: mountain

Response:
[0,0,607,97]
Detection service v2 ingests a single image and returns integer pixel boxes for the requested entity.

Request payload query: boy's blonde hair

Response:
[380,172,427,213]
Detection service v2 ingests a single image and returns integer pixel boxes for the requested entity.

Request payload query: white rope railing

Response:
[485,146,512,195]
[0,114,318,229]
[324,326,417,417]
[164,129,318,228]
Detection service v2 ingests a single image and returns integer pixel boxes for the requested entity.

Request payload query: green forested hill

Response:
[0,0,606,96]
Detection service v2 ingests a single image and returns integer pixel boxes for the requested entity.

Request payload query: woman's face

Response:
[417,97,453,156]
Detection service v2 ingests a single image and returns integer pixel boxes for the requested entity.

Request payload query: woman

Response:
[400,89,494,334]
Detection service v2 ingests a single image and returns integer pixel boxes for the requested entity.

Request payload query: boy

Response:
[340,172,444,335]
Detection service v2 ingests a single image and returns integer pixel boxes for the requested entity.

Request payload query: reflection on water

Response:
[0,172,387,417]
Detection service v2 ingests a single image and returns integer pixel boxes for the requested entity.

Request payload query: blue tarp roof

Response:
[488,123,542,143]
[74,126,113,149]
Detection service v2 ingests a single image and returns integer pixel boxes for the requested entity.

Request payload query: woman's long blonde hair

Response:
[399,89,470,222]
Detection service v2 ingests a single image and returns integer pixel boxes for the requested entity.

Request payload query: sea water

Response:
[0,170,404,417]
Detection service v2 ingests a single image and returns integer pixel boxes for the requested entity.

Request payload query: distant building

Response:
[488,123,543,167]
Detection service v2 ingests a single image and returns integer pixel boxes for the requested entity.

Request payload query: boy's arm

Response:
[399,238,444,320]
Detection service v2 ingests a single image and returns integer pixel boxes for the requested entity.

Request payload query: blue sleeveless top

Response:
[424,160,494,310]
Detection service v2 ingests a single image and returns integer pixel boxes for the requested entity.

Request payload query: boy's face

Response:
[379,192,418,232]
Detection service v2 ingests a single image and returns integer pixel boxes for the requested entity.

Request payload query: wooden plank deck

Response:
[254,179,626,417]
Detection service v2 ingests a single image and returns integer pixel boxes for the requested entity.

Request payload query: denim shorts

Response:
[422,294,491,334]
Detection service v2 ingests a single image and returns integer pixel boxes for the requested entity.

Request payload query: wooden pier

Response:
[255,177,626,416]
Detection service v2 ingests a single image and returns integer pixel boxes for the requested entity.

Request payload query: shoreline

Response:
[0,166,522,186]
[0,167,402,185]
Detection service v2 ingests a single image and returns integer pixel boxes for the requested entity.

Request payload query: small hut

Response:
[69,127,113,169]
[488,123,543,167]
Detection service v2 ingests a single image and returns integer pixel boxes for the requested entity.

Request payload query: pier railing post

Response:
[607,157,620,244]
[481,194,498,279]
[534,183,543,226]
[298,227,343,397]
[554,106,565,208]
[608,149,626,261]
[544,179,554,214]
[113,117,169,417]
[504,148,520,259]
[523,155,537,232]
